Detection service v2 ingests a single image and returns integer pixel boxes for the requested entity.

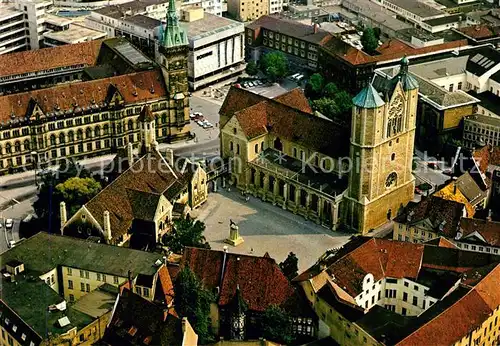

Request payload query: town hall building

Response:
[220,57,418,234]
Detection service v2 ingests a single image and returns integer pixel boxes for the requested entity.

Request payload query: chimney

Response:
[127,142,134,166]
[127,270,133,291]
[60,201,67,234]
[165,148,174,166]
[487,209,493,221]
[104,210,112,243]
[453,183,457,195]
[313,23,319,34]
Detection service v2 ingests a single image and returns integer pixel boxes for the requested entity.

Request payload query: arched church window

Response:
[385,172,397,188]
[387,95,404,137]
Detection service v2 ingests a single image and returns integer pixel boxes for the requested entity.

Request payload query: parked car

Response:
[5,219,13,229]
[427,162,439,170]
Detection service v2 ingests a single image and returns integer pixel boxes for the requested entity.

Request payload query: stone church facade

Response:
[220,58,418,234]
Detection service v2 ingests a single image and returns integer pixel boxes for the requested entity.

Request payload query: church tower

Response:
[344,57,418,234]
[156,0,191,142]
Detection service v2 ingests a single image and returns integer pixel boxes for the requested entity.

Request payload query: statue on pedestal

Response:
[225,219,244,246]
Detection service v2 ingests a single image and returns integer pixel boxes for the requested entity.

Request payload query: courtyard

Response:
[194,188,351,271]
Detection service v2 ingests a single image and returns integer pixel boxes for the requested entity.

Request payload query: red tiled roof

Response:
[157,266,174,306]
[459,25,500,40]
[326,238,424,296]
[460,218,500,247]
[397,264,500,346]
[181,247,295,312]
[219,86,312,129]
[273,88,313,114]
[85,150,186,240]
[0,40,102,77]
[225,87,349,158]
[0,70,165,124]
[424,237,458,249]
[323,37,468,66]
[472,145,491,174]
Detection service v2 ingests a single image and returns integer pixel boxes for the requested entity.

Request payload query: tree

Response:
[33,160,94,231]
[334,90,353,114]
[279,252,299,281]
[311,97,340,120]
[323,82,339,98]
[260,52,288,81]
[55,177,102,216]
[163,218,210,254]
[174,267,214,344]
[246,60,259,76]
[260,305,293,344]
[373,27,381,41]
[361,27,378,54]
[305,73,324,99]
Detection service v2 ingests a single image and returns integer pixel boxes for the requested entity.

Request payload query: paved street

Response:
[194,189,351,271]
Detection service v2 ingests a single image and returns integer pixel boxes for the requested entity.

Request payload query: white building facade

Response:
[0,5,27,55]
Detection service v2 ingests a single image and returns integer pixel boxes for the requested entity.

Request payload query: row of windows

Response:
[456,242,500,254]
[67,267,120,283]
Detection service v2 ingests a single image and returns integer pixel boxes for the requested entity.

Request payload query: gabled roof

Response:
[222,87,349,158]
[138,105,155,122]
[460,218,500,247]
[394,196,466,237]
[326,238,424,296]
[434,183,475,218]
[181,247,295,312]
[455,172,488,206]
[0,70,166,124]
[0,40,102,78]
[352,84,385,108]
[156,266,175,306]
[84,150,189,240]
[396,264,500,346]
[219,86,312,129]
[104,289,186,346]
[424,237,458,249]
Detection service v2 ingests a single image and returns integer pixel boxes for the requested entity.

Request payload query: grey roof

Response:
[408,56,468,79]
[465,113,500,128]
[423,14,463,26]
[124,14,161,29]
[183,12,242,41]
[386,0,445,19]
[466,47,500,77]
[456,172,488,206]
[352,84,385,108]
[0,232,162,277]
[343,0,412,32]
[246,15,331,45]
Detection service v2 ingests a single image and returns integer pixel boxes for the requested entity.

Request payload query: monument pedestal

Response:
[225,224,244,246]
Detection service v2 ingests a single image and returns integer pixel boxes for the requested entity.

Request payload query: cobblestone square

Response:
[194,189,351,271]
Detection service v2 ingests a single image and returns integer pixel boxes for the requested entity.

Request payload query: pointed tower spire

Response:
[162,0,187,48]
[397,56,418,91]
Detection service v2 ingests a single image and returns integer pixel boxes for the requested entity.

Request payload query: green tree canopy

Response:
[323,82,339,98]
[279,252,299,281]
[33,160,95,231]
[163,218,210,254]
[55,177,102,216]
[311,97,340,120]
[174,267,214,344]
[334,90,353,114]
[260,305,294,344]
[361,27,379,54]
[305,73,324,98]
[260,52,288,81]
[245,60,259,76]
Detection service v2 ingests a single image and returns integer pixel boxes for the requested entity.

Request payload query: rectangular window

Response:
[136,287,142,296]
[68,280,73,289]
[80,270,84,278]
[114,276,119,284]
[144,287,150,297]
[402,307,407,315]
[413,296,418,306]
[80,282,85,291]
[103,274,107,282]
[403,292,408,301]
[69,294,75,302]
[97,273,101,281]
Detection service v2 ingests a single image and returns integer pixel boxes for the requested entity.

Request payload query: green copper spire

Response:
[162,0,187,48]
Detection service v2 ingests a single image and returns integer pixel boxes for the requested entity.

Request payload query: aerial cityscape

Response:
[0,0,500,344]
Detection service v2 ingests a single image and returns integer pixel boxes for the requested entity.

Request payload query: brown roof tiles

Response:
[181,247,295,312]
[460,218,500,247]
[0,70,166,124]
[0,40,102,78]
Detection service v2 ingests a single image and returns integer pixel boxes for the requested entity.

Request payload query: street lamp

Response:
[31,151,37,187]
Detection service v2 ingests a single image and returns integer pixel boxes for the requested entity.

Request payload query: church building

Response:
[219,57,418,234]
